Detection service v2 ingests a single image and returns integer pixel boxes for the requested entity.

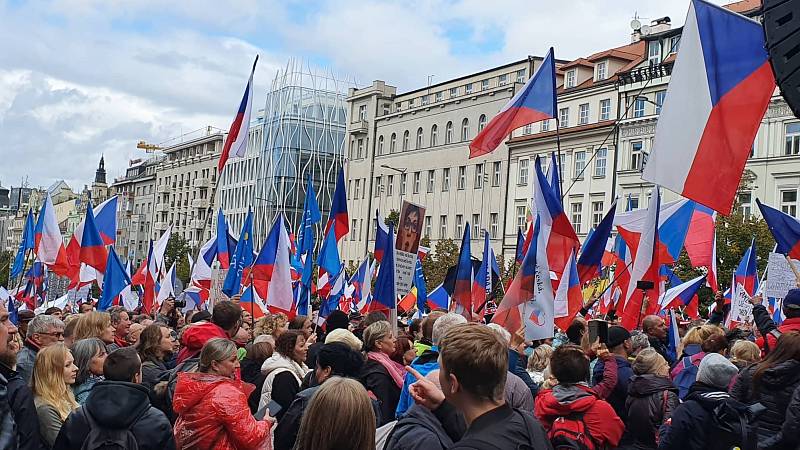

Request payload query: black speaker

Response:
[764,0,800,117]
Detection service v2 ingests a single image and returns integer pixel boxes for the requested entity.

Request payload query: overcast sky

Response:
[0,0,734,190]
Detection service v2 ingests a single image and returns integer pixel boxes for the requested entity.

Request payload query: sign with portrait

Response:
[395,201,426,294]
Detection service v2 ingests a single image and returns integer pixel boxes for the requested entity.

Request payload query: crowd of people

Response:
[0,287,799,449]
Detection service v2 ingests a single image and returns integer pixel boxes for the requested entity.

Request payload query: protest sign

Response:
[730,282,754,323]
[766,252,795,299]
[394,201,425,294]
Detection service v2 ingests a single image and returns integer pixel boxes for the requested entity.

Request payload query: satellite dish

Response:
[640,24,652,35]
[630,18,642,30]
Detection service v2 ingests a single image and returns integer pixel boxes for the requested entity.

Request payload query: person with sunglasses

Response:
[16,314,65,384]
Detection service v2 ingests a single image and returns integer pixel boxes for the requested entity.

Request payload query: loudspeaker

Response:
[764,0,800,117]
[636,280,655,291]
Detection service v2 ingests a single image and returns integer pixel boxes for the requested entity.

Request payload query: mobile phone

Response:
[267,400,283,417]
[636,280,655,290]
[254,404,269,421]
[588,319,609,344]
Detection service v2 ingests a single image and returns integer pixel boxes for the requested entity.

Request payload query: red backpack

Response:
[548,411,597,450]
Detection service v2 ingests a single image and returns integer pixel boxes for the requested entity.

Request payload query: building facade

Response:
[111,157,162,266]
[342,57,546,266]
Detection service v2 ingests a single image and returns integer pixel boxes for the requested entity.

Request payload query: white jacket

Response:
[258,353,309,414]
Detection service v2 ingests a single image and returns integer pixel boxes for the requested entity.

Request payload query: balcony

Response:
[193,178,210,188]
[191,198,210,209]
[154,221,168,230]
[349,119,368,134]
[156,185,170,194]
[191,219,205,229]
[155,203,168,213]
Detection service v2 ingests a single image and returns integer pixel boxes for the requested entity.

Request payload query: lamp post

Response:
[380,164,407,212]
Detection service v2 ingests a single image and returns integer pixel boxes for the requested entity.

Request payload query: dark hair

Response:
[550,344,590,384]
[363,311,387,328]
[317,343,364,377]
[421,311,444,341]
[289,315,309,330]
[409,318,423,336]
[784,308,800,319]
[325,310,350,332]
[136,324,169,362]
[275,330,304,360]
[245,341,273,362]
[701,334,729,354]
[104,347,142,382]
[44,307,62,316]
[753,332,800,393]
[211,301,242,331]
[565,319,586,346]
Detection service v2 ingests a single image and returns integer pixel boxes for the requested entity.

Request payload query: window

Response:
[478,114,487,132]
[427,170,435,193]
[439,215,448,238]
[395,102,402,112]
[375,176,382,197]
[456,215,464,237]
[524,124,533,135]
[435,91,443,102]
[518,159,529,185]
[633,97,645,118]
[430,125,438,146]
[782,190,798,216]
[631,141,644,170]
[472,215,480,238]
[351,219,358,240]
[387,175,394,196]
[403,130,410,151]
[738,192,752,218]
[358,105,367,120]
[408,98,415,109]
[629,195,640,211]
[481,79,490,91]
[377,136,384,155]
[413,172,420,194]
[492,162,501,186]
[516,206,527,229]
[595,148,607,178]
[465,83,473,94]
[648,41,661,65]
[400,173,407,195]
[356,138,364,159]
[390,133,397,153]
[592,201,604,228]
[669,36,681,54]
[516,69,526,84]
[595,61,607,81]
[565,70,576,88]
[421,95,429,106]
[786,123,800,155]
[655,90,666,115]
[559,108,569,127]
[541,120,550,132]
[458,166,467,190]
[450,87,458,98]
[354,179,361,198]
[579,104,589,125]
[425,216,432,237]
[416,128,424,149]
[445,121,453,144]
[442,168,450,191]
[499,74,508,85]
[490,213,499,238]
[461,118,470,141]
[574,151,586,179]
[571,202,583,234]
[475,164,484,189]
[600,99,611,121]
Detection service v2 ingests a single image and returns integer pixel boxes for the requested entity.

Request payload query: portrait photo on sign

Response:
[396,201,425,254]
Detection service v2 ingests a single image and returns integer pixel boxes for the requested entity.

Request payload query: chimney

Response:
[650,16,672,34]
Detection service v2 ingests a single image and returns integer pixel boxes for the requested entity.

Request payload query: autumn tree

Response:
[164,234,192,284]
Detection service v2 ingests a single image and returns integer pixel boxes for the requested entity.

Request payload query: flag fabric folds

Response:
[469,47,557,158]
[256,215,294,312]
[79,203,109,274]
[427,284,450,311]
[643,0,775,214]
[515,228,525,265]
[735,239,758,297]
[576,201,616,284]
[532,155,579,280]
[325,169,350,242]
[554,251,582,331]
[216,209,232,269]
[372,224,396,311]
[10,209,35,279]
[658,274,705,314]
[375,210,390,263]
[35,195,69,276]
[622,187,663,330]
[757,199,800,259]
[98,247,131,311]
[222,210,254,297]
[298,174,322,254]
[452,225,473,319]
[218,56,258,173]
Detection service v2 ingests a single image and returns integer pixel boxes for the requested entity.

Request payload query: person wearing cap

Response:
[591,326,634,424]
[658,353,740,450]
[16,310,35,340]
[751,289,800,353]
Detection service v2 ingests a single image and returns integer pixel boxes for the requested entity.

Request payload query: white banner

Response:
[730,282,754,323]
[765,252,795,299]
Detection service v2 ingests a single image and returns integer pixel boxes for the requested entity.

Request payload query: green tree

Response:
[0,250,10,287]
[385,209,399,228]
[421,238,459,289]
[164,234,192,284]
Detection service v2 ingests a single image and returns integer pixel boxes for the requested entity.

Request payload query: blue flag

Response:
[414,258,427,316]
[10,209,35,279]
[98,247,132,311]
[7,296,18,326]
[222,210,254,297]
[298,174,322,254]
[373,224,396,310]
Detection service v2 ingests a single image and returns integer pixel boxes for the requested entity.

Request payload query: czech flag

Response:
[324,169,349,242]
[240,284,269,319]
[643,0,775,214]
[734,238,758,297]
[218,56,258,173]
[190,236,218,290]
[79,203,109,274]
[255,214,294,313]
[34,195,69,276]
[374,210,389,263]
[98,247,131,312]
[10,209,35,279]
[684,204,716,267]
[658,273,705,319]
[216,209,232,269]
[545,151,562,206]
[94,196,118,245]
[155,262,176,307]
[577,201,616,285]
[622,187,663,330]
[554,251,582,331]
[452,225,473,319]
[427,284,450,311]
[472,230,493,318]
[350,258,373,313]
[614,198,693,265]
[316,226,343,299]
[469,47,556,158]
[371,224,396,311]
[757,199,800,260]
[414,258,427,316]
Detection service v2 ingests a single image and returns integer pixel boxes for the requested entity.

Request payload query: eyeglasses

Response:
[38,332,64,338]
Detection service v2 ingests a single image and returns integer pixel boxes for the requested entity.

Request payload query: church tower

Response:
[91,155,109,204]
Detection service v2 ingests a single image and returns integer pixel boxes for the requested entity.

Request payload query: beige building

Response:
[111,157,162,266]
[342,57,547,266]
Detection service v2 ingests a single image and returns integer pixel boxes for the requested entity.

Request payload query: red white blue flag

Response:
[218,56,258,173]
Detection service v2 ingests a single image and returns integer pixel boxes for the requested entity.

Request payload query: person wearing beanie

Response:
[305,310,351,368]
[625,348,679,449]
[659,353,740,450]
[592,326,634,426]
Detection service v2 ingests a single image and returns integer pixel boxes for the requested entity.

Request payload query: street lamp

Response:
[634,96,660,107]
[380,164,407,174]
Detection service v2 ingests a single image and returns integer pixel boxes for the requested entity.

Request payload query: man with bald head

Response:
[641,314,674,365]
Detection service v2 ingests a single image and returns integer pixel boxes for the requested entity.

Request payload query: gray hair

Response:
[486,323,511,345]
[72,338,106,385]
[630,331,651,356]
[27,314,65,339]
[107,306,128,325]
[432,313,467,345]
[199,338,237,373]
[363,321,391,352]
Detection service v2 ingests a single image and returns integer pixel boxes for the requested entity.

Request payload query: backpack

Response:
[674,356,701,401]
[548,412,597,450]
[80,405,143,450]
[707,399,765,450]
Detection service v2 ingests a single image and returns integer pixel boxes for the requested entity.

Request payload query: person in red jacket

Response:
[173,338,272,450]
[176,301,242,364]
[754,290,800,353]
[535,344,625,449]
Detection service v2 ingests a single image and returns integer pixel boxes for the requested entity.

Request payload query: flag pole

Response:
[555,118,564,203]
[588,259,634,314]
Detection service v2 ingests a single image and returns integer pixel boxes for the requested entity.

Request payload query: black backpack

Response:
[708,399,765,450]
[80,405,144,450]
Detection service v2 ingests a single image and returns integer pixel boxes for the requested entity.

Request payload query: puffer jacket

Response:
[176,322,228,364]
[658,382,732,450]
[625,374,679,449]
[730,359,800,445]
[258,353,308,418]
[535,383,625,448]
[172,372,272,450]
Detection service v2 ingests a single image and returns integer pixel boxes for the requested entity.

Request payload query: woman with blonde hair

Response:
[253,312,289,339]
[527,344,553,386]
[32,343,78,447]
[676,324,722,360]
[294,377,375,450]
[72,311,115,345]
[360,320,402,426]
[730,340,761,370]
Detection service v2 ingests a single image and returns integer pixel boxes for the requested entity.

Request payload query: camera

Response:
[173,297,187,308]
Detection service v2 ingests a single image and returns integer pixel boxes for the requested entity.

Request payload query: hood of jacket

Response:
[172,372,252,415]
[757,359,800,387]
[537,383,598,416]
[177,322,227,362]
[394,403,455,446]
[627,374,677,397]
[261,353,306,378]
[84,381,152,428]
[685,382,730,410]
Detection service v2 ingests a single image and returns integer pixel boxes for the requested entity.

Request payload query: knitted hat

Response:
[325,310,350,332]
[696,353,739,389]
[607,326,631,349]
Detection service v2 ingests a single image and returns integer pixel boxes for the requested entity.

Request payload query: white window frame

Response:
[566,69,576,88]
[458,166,466,190]
[427,170,435,193]
[499,74,508,86]
[518,159,529,185]
[442,168,450,192]
[516,206,526,230]
[516,69,526,84]
[387,175,394,196]
[413,172,420,194]
[600,99,611,121]
[574,151,586,180]
[490,213,499,239]
[633,97,645,118]
[631,141,644,170]
[358,105,367,121]
[592,201,604,228]
[786,123,800,155]
[655,90,666,115]
[782,189,798,217]
[475,164,484,189]
[559,108,569,127]
[571,202,583,234]
[595,61,607,81]
[439,215,448,238]
[472,215,480,239]
[648,41,661,65]
[481,79,490,91]
[578,103,589,125]
[541,120,550,132]
[492,162,501,187]
[594,148,607,178]
[456,215,464,237]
